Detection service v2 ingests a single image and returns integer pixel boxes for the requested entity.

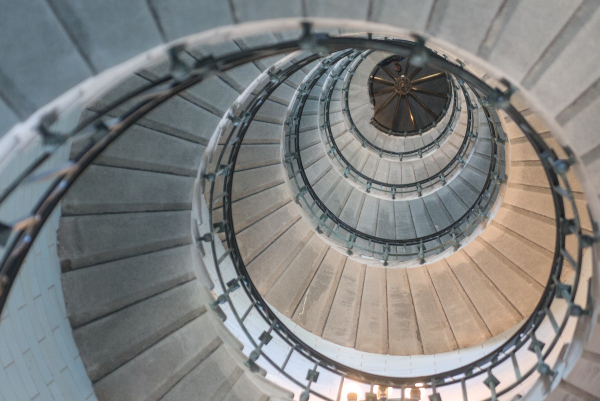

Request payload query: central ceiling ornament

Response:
[369,56,450,135]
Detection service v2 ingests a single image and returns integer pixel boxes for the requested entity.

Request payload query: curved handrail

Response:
[210,36,582,400]
[342,50,461,159]
[322,58,473,199]
[366,55,452,136]
[284,56,503,262]
[0,30,589,401]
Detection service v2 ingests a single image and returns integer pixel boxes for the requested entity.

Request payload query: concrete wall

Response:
[0,111,97,400]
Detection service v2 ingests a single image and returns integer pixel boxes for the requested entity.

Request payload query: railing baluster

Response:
[281,345,295,371]
[335,375,345,401]
[461,378,468,401]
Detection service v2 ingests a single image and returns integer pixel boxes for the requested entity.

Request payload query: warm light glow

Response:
[342,381,364,401]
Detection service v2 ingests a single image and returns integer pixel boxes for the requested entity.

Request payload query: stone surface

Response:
[47,0,163,72]
[445,252,521,335]
[244,120,284,144]
[266,235,329,317]
[75,280,206,382]
[486,0,583,82]
[222,369,293,401]
[355,267,388,354]
[236,202,300,262]
[407,267,457,354]
[386,268,422,355]
[62,165,194,214]
[0,98,19,137]
[564,351,600,397]
[231,184,292,233]
[93,312,221,401]
[62,245,194,328]
[230,0,302,21]
[427,261,490,349]
[149,0,234,41]
[370,0,434,31]
[235,144,281,170]
[463,239,543,316]
[291,249,345,335]
[232,164,285,201]
[493,205,556,252]
[0,0,91,116]
[480,224,552,286]
[71,124,205,176]
[322,259,365,348]
[247,219,313,294]
[89,74,220,144]
[58,211,192,270]
[428,0,504,53]
[160,344,243,401]
[530,5,600,116]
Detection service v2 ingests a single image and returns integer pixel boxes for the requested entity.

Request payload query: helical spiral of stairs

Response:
[0,14,599,401]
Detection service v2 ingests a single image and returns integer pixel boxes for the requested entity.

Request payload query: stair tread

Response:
[62,165,195,215]
[58,211,192,270]
[75,280,206,382]
[62,245,195,328]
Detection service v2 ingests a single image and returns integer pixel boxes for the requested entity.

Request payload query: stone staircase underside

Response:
[1,3,600,400]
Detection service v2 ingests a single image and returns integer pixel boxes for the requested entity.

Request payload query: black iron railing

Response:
[284,54,504,265]
[320,53,474,200]
[0,25,592,401]
[342,51,461,160]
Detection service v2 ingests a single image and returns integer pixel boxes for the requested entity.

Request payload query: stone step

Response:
[234,143,281,171]
[58,211,192,270]
[386,268,422,355]
[92,311,222,401]
[62,245,195,328]
[266,235,329,317]
[88,73,220,144]
[74,280,206,382]
[231,164,285,201]
[62,165,195,215]
[462,238,544,317]
[70,123,205,177]
[493,205,556,252]
[159,344,244,401]
[235,202,300,263]
[355,267,388,354]
[480,223,552,286]
[406,267,457,354]
[445,251,522,336]
[427,261,490,348]
[246,219,314,295]
[231,184,292,233]
[291,249,346,335]
[321,258,366,348]
[139,57,240,117]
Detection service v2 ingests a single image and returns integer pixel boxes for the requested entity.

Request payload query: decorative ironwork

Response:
[368,55,450,135]
[0,27,591,401]
[343,51,461,160]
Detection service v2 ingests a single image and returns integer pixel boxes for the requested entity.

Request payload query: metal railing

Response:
[319,54,473,200]
[284,58,503,265]
[0,25,593,401]
[342,51,461,160]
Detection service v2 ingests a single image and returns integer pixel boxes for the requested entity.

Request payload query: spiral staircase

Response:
[0,3,600,401]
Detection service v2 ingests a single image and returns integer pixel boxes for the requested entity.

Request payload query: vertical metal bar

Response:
[461,379,468,401]
[281,346,295,371]
[241,302,254,322]
[511,352,522,381]
[336,376,345,401]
